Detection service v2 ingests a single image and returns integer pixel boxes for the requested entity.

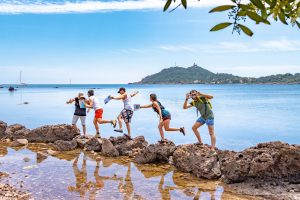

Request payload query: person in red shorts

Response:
[86,90,117,138]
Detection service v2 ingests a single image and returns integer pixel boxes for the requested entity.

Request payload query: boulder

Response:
[76,136,92,148]
[173,144,221,179]
[11,139,29,147]
[0,121,7,139]
[109,135,148,156]
[101,138,119,157]
[84,137,102,152]
[5,124,29,140]
[219,141,300,183]
[53,139,77,151]
[27,124,79,143]
[134,140,176,164]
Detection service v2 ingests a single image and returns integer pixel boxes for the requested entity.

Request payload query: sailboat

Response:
[20,71,28,86]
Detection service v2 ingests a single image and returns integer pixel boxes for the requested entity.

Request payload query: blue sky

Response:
[0,0,299,84]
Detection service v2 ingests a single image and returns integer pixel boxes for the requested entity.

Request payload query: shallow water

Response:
[0,143,260,200]
[1,84,299,150]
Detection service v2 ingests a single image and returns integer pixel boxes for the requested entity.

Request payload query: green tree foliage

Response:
[163,0,300,36]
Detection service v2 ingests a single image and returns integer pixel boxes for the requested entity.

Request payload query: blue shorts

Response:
[196,117,214,126]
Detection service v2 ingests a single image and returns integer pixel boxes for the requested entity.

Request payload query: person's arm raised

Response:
[110,94,125,100]
[198,92,213,99]
[140,104,152,109]
[183,93,193,109]
[66,98,75,104]
[85,99,93,108]
[130,91,139,97]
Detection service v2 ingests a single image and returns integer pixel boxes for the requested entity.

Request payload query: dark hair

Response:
[118,87,126,93]
[88,90,94,96]
[150,93,157,101]
[190,90,197,95]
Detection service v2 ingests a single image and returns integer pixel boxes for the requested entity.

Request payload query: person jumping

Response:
[140,93,185,143]
[86,90,117,138]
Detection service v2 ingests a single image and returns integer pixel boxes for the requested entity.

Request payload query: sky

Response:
[0,0,299,84]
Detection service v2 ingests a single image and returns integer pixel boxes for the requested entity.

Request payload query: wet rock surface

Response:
[84,137,102,151]
[5,124,29,140]
[37,151,48,163]
[110,135,148,156]
[173,144,221,179]
[0,121,7,139]
[227,178,300,200]
[101,138,119,157]
[219,141,300,184]
[134,140,176,164]
[0,183,31,200]
[11,139,29,147]
[53,139,77,151]
[27,124,80,143]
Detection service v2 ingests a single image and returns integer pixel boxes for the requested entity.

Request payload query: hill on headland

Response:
[134,64,300,84]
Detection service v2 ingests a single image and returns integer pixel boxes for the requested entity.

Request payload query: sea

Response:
[1,84,299,151]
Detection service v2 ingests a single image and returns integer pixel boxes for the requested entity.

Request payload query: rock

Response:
[173,144,221,179]
[53,139,77,151]
[46,149,58,156]
[36,152,48,163]
[27,124,80,143]
[11,139,29,147]
[110,136,148,156]
[134,140,176,164]
[101,138,119,157]
[219,141,300,183]
[23,157,30,162]
[76,135,92,148]
[84,137,102,152]
[5,124,30,140]
[0,121,7,139]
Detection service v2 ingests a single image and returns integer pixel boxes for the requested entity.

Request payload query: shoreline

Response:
[0,121,299,199]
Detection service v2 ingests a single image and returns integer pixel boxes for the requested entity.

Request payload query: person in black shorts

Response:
[67,93,87,137]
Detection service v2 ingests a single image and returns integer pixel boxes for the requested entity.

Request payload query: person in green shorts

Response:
[183,90,216,154]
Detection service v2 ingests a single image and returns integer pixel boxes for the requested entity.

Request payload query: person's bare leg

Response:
[117,114,123,129]
[208,125,216,150]
[98,118,113,124]
[158,122,165,141]
[125,122,131,137]
[192,122,204,144]
[82,125,86,137]
[163,119,180,132]
[93,118,99,134]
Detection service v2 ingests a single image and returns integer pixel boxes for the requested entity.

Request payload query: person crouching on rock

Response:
[183,90,217,155]
[85,90,117,138]
[110,87,139,140]
[66,92,87,137]
[140,93,185,144]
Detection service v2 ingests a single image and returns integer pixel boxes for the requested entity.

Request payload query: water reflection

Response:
[0,143,254,200]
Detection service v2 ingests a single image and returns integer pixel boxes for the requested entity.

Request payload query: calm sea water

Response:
[1,84,299,150]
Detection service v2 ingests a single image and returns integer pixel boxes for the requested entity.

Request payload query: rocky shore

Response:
[0,120,299,199]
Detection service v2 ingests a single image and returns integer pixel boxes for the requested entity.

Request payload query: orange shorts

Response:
[95,109,103,119]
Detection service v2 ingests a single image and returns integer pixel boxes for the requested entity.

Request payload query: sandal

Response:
[180,127,186,136]
[114,129,123,133]
[124,134,132,140]
[111,120,117,128]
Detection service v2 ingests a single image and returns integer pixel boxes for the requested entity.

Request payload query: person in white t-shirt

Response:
[86,90,117,138]
[110,88,138,139]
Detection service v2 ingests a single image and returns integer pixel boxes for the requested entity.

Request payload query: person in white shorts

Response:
[67,93,87,137]
[110,88,138,139]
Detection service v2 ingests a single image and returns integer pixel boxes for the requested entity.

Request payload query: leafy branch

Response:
[163,0,300,37]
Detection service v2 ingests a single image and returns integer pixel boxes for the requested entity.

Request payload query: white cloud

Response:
[158,38,300,53]
[0,0,228,14]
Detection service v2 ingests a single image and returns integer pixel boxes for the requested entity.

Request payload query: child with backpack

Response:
[140,93,185,143]
[183,90,216,155]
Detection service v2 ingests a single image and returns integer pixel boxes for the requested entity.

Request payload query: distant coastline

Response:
[133,64,300,85]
